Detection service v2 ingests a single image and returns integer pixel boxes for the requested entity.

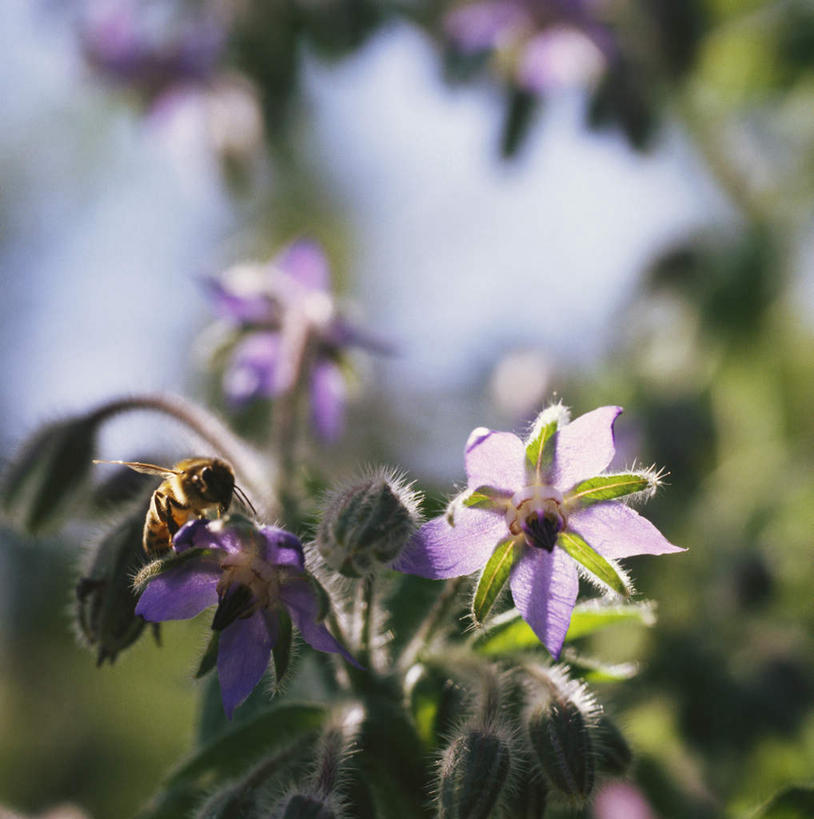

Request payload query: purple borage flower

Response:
[135,517,358,718]
[210,239,389,441]
[445,0,615,92]
[395,405,684,658]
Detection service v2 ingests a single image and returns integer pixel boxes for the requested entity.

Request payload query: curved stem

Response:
[87,392,276,517]
[398,576,467,672]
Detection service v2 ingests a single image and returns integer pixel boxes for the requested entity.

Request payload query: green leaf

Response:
[195,631,219,679]
[272,608,292,683]
[567,473,653,507]
[166,702,327,789]
[557,531,629,597]
[565,600,656,641]
[561,648,639,682]
[463,485,511,510]
[472,610,542,656]
[473,599,655,656]
[753,785,814,818]
[472,539,518,625]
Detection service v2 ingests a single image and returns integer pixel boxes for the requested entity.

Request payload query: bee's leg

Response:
[162,493,190,536]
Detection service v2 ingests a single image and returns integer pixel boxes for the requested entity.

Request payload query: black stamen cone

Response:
[523,514,559,552]
[212,584,255,631]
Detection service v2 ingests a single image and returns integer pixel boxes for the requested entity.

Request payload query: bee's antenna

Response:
[234,483,258,518]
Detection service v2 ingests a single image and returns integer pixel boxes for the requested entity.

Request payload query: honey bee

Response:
[93,457,255,554]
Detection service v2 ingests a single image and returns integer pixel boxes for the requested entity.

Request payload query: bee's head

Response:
[196,459,235,513]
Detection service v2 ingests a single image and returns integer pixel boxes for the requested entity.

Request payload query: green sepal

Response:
[472,538,519,626]
[463,485,511,510]
[195,631,220,679]
[567,473,653,507]
[272,608,293,684]
[556,531,629,597]
[525,419,559,477]
[133,547,221,590]
[565,600,656,641]
[165,702,327,789]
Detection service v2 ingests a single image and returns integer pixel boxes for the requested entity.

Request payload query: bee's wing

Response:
[93,459,180,477]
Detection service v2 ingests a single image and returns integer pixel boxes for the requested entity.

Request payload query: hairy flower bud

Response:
[438,727,512,819]
[1,415,98,533]
[76,503,157,664]
[595,715,633,776]
[317,468,421,577]
[527,699,596,800]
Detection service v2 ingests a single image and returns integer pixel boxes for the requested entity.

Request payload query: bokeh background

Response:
[2,0,814,816]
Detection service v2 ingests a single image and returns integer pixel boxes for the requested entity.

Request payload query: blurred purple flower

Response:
[592,781,656,819]
[395,405,684,657]
[212,239,389,441]
[445,0,614,92]
[81,5,223,104]
[135,517,357,718]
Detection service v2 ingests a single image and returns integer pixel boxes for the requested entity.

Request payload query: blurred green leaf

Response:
[564,600,656,640]
[166,702,326,789]
[752,785,814,818]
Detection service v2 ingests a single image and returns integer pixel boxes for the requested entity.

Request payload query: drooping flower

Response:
[445,0,614,93]
[209,239,389,441]
[395,404,684,658]
[81,4,224,105]
[135,516,358,717]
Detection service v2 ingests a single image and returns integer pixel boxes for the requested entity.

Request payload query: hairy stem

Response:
[398,576,467,672]
[87,392,275,516]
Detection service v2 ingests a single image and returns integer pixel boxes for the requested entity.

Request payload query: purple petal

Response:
[260,526,305,569]
[548,406,622,492]
[510,547,579,658]
[135,564,219,621]
[465,428,526,493]
[223,332,281,404]
[217,611,275,719]
[206,275,278,324]
[394,506,507,579]
[275,239,330,292]
[310,359,346,442]
[568,502,685,560]
[280,582,361,668]
[173,519,241,555]
[518,27,605,92]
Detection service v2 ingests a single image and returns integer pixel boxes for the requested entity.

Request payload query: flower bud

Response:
[527,699,595,800]
[595,715,632,776]
[438,727,512,819]
[76,502,157,664]
[316,468,420,577]
[2,415,98,533]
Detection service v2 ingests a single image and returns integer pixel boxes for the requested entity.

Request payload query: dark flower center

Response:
[212,583,255,631]
[522,512,562,552]
[506,484,568,552]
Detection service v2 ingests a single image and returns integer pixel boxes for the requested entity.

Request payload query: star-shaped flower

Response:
[210,238,389,441]
[395,405,684,658]
[135,516,358,717]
